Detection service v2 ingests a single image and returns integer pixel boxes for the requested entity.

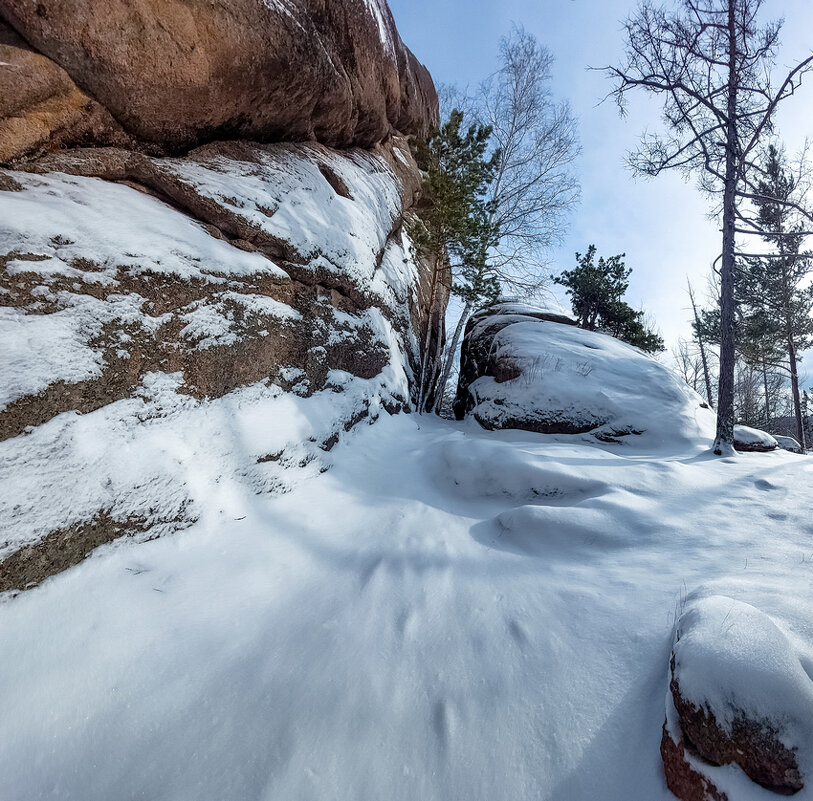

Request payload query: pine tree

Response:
[736,145,813,450]
[411,110,499,413]
[555,245,664,353]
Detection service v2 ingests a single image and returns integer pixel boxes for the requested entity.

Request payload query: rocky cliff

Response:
[0,0,437,161]
[0,0,442,592]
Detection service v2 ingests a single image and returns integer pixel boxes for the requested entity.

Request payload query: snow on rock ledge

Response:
[454,303,715,450]
[0,136,440,592]
[663,595,813,799]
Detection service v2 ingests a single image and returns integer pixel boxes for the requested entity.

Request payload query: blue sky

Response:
[389,0,813,367]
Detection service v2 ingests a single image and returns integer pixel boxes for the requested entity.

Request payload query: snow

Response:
[178,292,301,350]
[0,289,163,411]
[0,305,104,408]
[465,318,716,450]
[672,595,813,759]
[163,145,408,314]
[1,397,812,800]
[0,172,294,409]
[775,434,803,453]
[0,172,281,281]
[483,299,574,321]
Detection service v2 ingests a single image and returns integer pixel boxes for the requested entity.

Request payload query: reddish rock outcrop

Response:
[0,0,438,158]
[661,724,728,801]
[0,20,129,162]
[0,0,443,593]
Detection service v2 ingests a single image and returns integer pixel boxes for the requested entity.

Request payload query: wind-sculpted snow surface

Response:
[455,304,716,450]
[0,414,811,800]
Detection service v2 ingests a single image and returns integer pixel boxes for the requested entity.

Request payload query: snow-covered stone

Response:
[663,595,813,799]
[0,137,440,586]
[454,303,715,450]
[734,425,778,453]
[773,434,802,454]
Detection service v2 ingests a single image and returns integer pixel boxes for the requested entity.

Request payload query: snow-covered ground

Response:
[1,401,812,800]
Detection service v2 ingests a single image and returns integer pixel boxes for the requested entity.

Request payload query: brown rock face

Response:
[0,20,128,162]
[0,0,438,155]
[661,724,728,801]
[669,676,803,795]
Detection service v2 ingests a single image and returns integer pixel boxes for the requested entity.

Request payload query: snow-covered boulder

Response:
[734,425,778,453]
[773,434,802,454]
[662,596,813,799]
[454,303,715,450]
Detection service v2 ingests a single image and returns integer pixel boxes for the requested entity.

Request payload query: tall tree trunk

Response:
[761,360,771,431]
[424,305,446,412]
[416,256,440,414]
[713,0,738,456]
[433,301,473,415]
[688,281,714,407]
[787,332,805,452]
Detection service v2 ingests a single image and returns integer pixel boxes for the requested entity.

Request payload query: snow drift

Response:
[1,413,812,801]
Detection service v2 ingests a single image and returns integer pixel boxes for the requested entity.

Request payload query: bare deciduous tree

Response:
[687,279,715,406]
[432,26,581,413]
[481,25,581,286]
[606,0,813,454]
[673,337,705,394]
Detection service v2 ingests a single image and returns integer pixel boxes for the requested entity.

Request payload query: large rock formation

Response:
[0,20,130,163]
[0,0,437,161]
[0,0,443,592]
[662,596,812,800]
[454,303,715,450]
